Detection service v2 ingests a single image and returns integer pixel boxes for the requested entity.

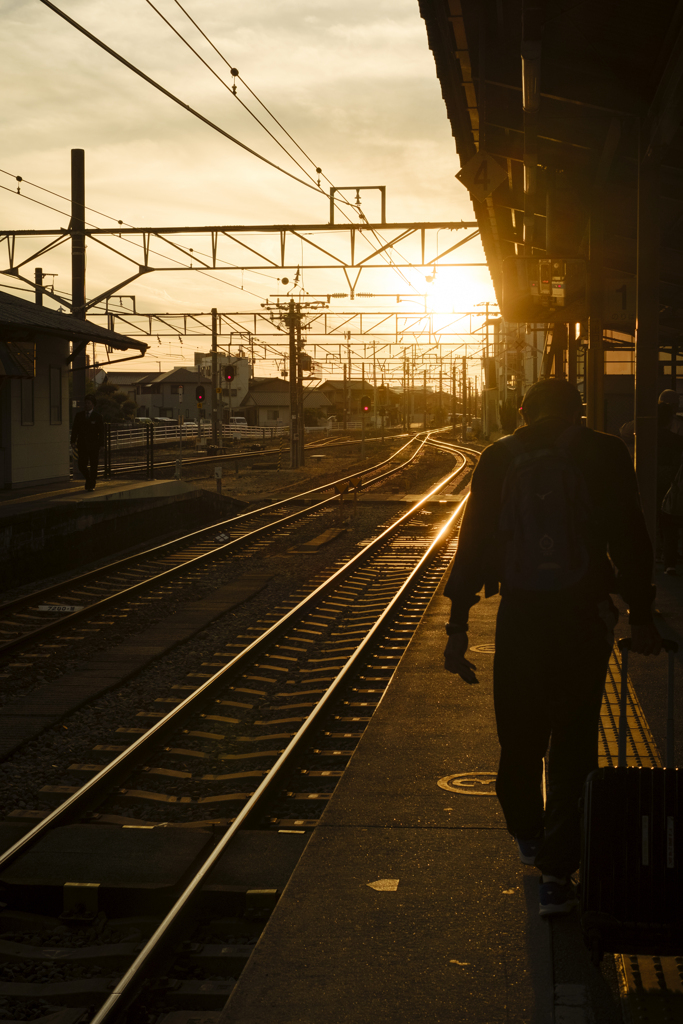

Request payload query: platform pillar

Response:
[634,145,661,546]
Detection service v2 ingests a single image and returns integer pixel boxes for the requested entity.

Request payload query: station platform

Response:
[0,478,243,588]
[223,563,683,1024]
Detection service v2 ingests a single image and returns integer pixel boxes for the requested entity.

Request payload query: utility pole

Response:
[452,362,457,437]
[439,367,442,425]
[35,267,43,306]
[211,307,218,445]
[71,149,86,413]
[361,362,366,458]
[343,364,348,431]
[372,343,377,432]
[462,356,467,442]
[296,314,305,467]
[288,299,299,469]
[381,373,385,443]
[403,357,408,430]
[423,370,427,431]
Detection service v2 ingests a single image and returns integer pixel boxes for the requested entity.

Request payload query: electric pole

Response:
[288,299,299,468]
[296,314,305,467]
[462,356,467,442]
[423,370,427,431]
[361,361,366,458]
[452,361,457,437]
[71,149,86,413]
[211,307,218,445]
[343,364,347,431]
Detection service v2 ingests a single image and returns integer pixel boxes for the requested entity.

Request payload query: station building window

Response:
[50,365,62,424]
[604,331,634,374]
[21,377,34,425]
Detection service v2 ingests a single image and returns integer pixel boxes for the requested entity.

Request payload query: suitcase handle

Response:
[616,637,678,769]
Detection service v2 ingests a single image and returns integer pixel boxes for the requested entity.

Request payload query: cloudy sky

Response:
[0,0,495,374]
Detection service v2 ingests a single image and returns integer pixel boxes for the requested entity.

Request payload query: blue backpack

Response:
[498,425,592,591]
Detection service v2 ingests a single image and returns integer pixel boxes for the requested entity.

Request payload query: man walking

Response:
[71,395,105,491]
[443,378,661,915]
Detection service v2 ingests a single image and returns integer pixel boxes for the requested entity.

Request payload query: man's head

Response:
[84,396,95,412]
[520,378,582,425]
[659,389,680,410]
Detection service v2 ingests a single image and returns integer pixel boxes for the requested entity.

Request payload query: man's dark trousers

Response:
[493,595,614,878]
[77,447,99,490]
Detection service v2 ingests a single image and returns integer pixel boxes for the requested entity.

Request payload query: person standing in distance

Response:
[442,378,661,916]
[71,395,105,491]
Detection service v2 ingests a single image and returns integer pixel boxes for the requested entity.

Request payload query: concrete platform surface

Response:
[222,582,556,1024]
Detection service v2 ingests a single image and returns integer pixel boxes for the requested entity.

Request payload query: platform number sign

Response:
[603,272,636,327]
[456,150,507,203]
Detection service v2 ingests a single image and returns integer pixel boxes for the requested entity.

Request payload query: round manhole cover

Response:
[469,644,495,654]
[437,772,497,795]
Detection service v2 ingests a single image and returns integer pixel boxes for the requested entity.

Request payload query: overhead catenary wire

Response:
[36,0,326,196]
[22,6,477,306]
[0,167,278,294]
[0,169,272,302]
[33,2,432,296]
[170,0,335,190]
[141,0,324,191]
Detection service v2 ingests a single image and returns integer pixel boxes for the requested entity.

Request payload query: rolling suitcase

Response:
[580,637,682,964]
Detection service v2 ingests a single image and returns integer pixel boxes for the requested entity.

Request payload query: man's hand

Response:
[630,623,662,656]
[444,632,479,684]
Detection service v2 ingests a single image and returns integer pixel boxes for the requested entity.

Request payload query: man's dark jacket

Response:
[71,409,105,452]
[445,417,655,628]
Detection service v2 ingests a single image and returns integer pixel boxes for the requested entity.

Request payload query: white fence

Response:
[109,422,289,449]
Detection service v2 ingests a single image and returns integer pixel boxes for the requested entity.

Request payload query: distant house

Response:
[319,378,375,419]
[0,289,147,489]
[240,378,332,427]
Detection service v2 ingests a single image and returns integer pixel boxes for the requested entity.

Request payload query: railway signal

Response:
[195,383,205,407]
[223,364,236,382]
[361,395,371,413]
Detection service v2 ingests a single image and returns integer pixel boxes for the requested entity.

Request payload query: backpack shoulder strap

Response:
[554,423,589,452]
[498,433,525,458]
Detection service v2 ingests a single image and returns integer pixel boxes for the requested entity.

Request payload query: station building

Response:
[0,289,147,490]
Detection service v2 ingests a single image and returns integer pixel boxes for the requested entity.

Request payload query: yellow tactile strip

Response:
[599,649,661,769]
[600,646,682,1018]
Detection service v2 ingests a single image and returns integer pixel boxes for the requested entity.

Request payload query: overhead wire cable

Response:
[141,0,322,189]
[0,169,273,301]
[170,0,337,190]
[36,0,325,195]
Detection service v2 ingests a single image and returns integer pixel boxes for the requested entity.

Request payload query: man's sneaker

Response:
[515,834,542,865]
[539,879,579,916]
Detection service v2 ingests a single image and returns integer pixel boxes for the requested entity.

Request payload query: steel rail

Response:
[103,430,402,475]
[0,434,428,651]
[0,449,470,876]
[90,491,471,1024]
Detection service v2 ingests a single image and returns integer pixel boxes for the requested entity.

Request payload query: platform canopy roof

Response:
[419,0,683,343]
[0,290,149,351]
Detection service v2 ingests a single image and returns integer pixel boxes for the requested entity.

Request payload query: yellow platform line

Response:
[599,645,682,1018]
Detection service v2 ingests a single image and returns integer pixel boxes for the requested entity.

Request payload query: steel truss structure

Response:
[1,220,482,309]
[89,307,500,379]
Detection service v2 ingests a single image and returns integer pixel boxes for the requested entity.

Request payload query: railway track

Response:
[0,432,437,659]
[0,440,474,1024]
[104,428,412,476]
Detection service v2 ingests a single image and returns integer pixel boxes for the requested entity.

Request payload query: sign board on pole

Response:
[456,151,508,203]
[501,257,589,322]
[603,272,636,327]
